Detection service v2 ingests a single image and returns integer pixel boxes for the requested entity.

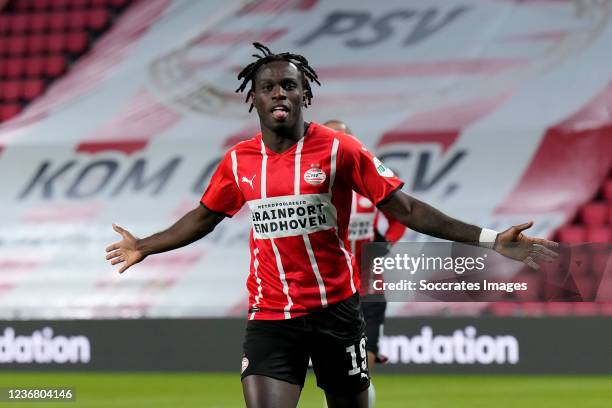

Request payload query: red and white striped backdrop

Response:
[0,0,611,318]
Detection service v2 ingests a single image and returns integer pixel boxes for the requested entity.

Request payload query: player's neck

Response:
[261,121,309,154]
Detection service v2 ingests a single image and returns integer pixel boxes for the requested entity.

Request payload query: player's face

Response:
[252,61,304,132]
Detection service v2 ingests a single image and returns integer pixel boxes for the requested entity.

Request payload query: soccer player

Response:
[323,119,405,408]
[105,43,558,408]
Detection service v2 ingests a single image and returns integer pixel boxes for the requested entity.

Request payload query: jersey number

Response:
[346,337,367,376]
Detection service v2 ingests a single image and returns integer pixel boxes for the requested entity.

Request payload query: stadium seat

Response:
[24,56,45,77]
[49,12,69,31]
[1,81,21,101]
[31,0,48,10]
[0,103,21,121]
[68,11,88,30]
[0,16,8,34]
[88,9,110,30]
[581,202,608,225]
[586,226,611,243]
[45,55,67,76]
[8,36,28,55]
[23,80,45,100]
[0,0,134,123]
[5,58,24,78]
[603,180,612,203]
[67,32,88,53]
[47,33,66,53]
[557,226,586,243]
[37,33,79,54]
[72,0,90,9]
[110,0,130,8]
[59,0,77,9]
[31,0,56,11]
[27,35,47,54]
[30,13,48,33]
[12,1,28,11]
[9,14,29,33]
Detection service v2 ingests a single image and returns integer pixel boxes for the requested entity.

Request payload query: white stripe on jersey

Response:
[249,248,262,320]
[338,236,356,293]
[350,192,357,255]
[294,137,304,195]
[303,234,328,307]
[271,239,293,318]
[329,138,355,293]
[260,139,268,199]
[230,150,239,187]
[295,136,326,307]
[328,138,339,194]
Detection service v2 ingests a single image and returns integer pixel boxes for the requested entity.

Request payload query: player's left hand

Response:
[494,221,559,270]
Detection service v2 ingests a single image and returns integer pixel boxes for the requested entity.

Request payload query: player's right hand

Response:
[105,224,145,274]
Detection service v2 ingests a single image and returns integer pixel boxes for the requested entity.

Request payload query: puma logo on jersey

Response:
[242,174,256,189]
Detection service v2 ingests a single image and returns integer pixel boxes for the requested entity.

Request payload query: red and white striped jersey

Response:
[348,192,406,295]
[201,122,403,320]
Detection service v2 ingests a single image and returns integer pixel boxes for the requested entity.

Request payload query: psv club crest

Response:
[304,165,327,185]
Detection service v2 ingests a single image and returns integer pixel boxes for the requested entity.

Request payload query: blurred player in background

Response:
[106,43,558,408]
[324,119,405,407]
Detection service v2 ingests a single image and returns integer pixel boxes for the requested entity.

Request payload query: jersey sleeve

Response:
[338,133,404,206]
[382,210,407,243]
[200,151,245,217]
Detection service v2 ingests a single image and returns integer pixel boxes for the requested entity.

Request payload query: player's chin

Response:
[267,117,295,130]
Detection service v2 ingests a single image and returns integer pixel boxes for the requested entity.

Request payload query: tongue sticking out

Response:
[272,110,288,121]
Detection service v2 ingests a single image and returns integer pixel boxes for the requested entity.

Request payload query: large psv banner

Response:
[0,0,611,318]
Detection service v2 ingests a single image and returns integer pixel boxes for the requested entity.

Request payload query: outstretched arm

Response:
[380,191,481,242]
[105,204,225,273]
[380,190,558,269]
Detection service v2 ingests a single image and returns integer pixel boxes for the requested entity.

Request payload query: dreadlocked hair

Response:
[236,42,321,112]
